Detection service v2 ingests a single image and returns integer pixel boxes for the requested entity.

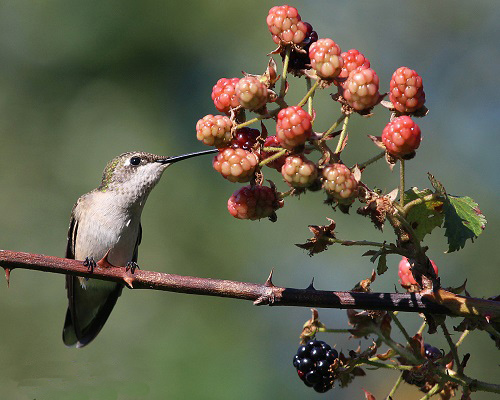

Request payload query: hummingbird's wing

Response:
[62,217,141,348]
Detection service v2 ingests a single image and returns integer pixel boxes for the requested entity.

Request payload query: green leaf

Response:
[404,188,444,241]
[443,195,487,252]
[377,252,387,275]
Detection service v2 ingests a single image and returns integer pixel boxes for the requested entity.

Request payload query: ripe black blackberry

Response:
[292,339,338,393]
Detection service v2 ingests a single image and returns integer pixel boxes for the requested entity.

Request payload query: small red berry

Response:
[227,185,283,220]
[213,148,259,183]
[389,67,425,113]
[322,163,358,203]
[343,67,380,111]
[235,76,268,111]
[381,116,421,158]
[231,127,260,151]
[196,114,233,148]
[309,38,343,80]
[398,257,438,287]
[266,5,309,45]
[281,155,318,188]
[260,135,289,171]
[337,49,370,84]
[276,106,312,150]
[211,78,240,114]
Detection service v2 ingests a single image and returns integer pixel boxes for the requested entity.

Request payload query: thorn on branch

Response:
[265,269,275,287]
[4,267,10,287]
[306,277,316,291]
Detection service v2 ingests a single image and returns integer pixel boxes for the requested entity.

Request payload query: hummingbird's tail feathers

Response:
[63,276,123,348]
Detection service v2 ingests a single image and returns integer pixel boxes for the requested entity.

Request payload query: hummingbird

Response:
[63,148,217,348]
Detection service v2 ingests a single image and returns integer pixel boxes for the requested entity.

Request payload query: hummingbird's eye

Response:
[130,156,141,166]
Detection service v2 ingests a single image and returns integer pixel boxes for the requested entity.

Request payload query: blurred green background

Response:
[0,1,499,399]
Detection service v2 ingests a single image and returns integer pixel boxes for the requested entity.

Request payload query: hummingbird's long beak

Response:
[157,148,219,164]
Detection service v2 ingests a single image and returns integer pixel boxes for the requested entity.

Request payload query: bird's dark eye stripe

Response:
[130,156,141,165]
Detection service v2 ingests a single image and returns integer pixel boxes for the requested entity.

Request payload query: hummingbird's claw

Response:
[83,257,97,273]
[125,261,140,274]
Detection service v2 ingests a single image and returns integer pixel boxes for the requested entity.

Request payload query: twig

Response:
[297,78,320,109]
[0,249,479,316]
[399,159,405,207]
[279,45,291,98]
[441,322,461,373]
[358,151,385,170]
[334,114,349,153]
[390,312,413,345]
[386,372,405,400]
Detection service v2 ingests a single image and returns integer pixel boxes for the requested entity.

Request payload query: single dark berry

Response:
[293,354,301,368]
[310,346,326,361]
[305,370,321,384]
[296,345,309,358]
[298,357,314,372]
[316,360,330,375]
[231,127,260,151]
[313,382,332,393]
[424,343,442,360]
[326,349,338,363]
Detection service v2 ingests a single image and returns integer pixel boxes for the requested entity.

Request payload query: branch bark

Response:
[1,249,498,320]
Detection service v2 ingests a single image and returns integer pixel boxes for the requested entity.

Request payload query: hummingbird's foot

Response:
[83,257,97,273]
[125,261,140,274]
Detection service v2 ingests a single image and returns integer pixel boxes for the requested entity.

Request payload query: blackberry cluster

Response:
[292,340,338,393]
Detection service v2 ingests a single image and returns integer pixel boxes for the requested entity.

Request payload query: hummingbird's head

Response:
[97,149,217,200]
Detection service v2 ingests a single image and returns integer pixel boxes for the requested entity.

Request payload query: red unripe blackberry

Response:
[260,135,289,171]
[382,116,421,158]
[281,155,318,188]
[211,78,240,114]
[343,67,380,111]
[235,76,268,111]
[308,38,343,80]
[267,5,309,45]
[398,256,438,287]
[337,49,371,84]
[196,114,233,147]
[213,148,259,182]
[227,185,283,220]
[276,106,312,150]
[322,163,358,203]
[231,127,260,151]
[389,66,426,113]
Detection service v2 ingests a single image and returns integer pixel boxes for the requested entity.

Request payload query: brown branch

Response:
[0,249,499,320]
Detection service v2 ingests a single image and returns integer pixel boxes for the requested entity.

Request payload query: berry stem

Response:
[362,359,413,371]
[259,148,287,168]
[386,372,405,400]
[334,114,350,154]
[234,108,281,130]
[399,159,405,207]
[455,329,469,348]
[419,382,444,400]
[297,78,320,110]
[373,326,421,365]
[330,238,408,255]
[389,312,413,345]
[440,322,462,374]
[317,327,351,334]
[358,151,385,170]
[321,114,346,141]
[279,45,291,98]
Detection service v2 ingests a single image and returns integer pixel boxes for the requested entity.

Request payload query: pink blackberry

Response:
[281,155,318,188]
[337,49,370,84]
[266,5,309,45]
[211,78,240,114]
[213,148,259,183]
[398,257,438,287]
[343,67,380,111]
[231,127,260,151]
[260,135,289,171]
[322,163,358,203]
[389,67,425,113]
[381,116,421,158]
[235,76,268,111]
[227,185,283,220]
[276,106,312,150]
[196,114,233,147]
[308,38,343,80]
